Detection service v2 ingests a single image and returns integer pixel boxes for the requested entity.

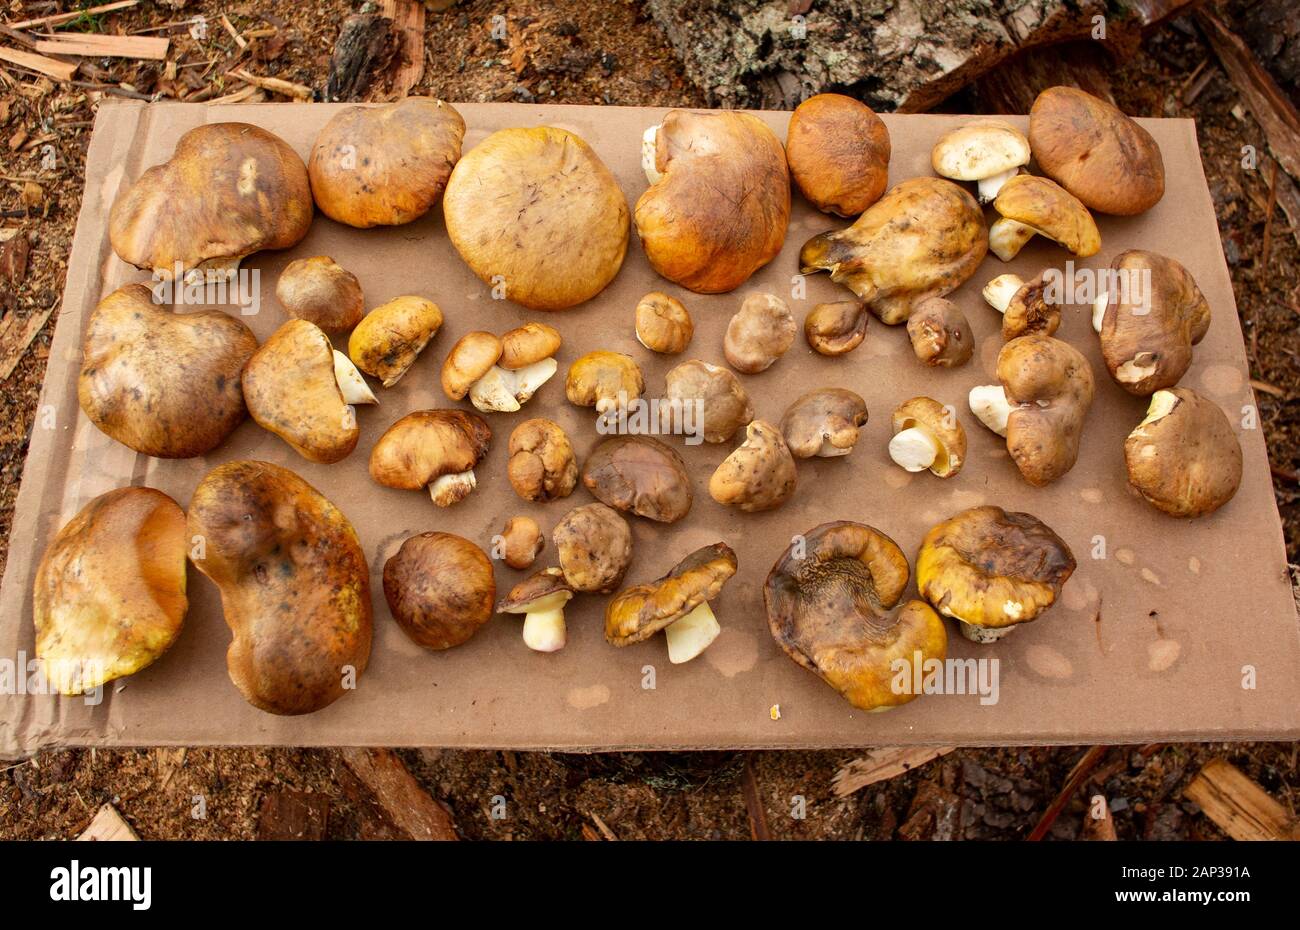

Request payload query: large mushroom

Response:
[506,418,578,502]
[582,435,693,523]
[708,420,797,512]
[663,359,753,444]
[779,388,868,459]
[369,409,491,507]
[988,174,1101,263]
[1124,388,1242,518]
[553,503,633,593]
[785,93,890,216]
[383,532,495,650]
[931,119,1031,203]
[349,295,444,388]
[276,256,365,333]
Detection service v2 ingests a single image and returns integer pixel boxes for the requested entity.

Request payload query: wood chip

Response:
[220,13,248,51]
[77,804,139,841]
[832,746,955,797]
[589,811,618,841]
[380,0,425,97]
[229,67,312,101]
[0,303,55,381]
[257,790,329,840]
[740,756,770,840]
[1251,378,1288,398]
[339,748,458,841]
[0,46,79,82]
[0,234,29,285]
[9,0,139,31]
[1184,757,1300,840]
[32,33,169,61]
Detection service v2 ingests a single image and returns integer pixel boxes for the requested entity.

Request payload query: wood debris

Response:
[229,68,311,101]
[0,303,55,381]
[339,748,458,841]
[832,746,955,797]
[380,0,425,98]
[0,46,79,82]
[1027,746,1110,841]
[31,33,169,61]
[1184,757,1300,840]
[77,804,139,841]
[257,790,329,840]
[8,0,139,31]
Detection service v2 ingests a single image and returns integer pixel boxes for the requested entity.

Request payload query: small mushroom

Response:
[565,351,644,415]
[785,93,891,216]
[635,292,694,354]
[780,388,868,458]
[931,119,1031,203]
[708,420,797,513]
[276,256,364,333]
[553,503,633,593]
[764,521,947,711]
[981,271,1059,340]
[906,296,973,367]
[349,296,444,387]
[605,543,738,664]
[499,516,544,570]
[805,300,869,356]
[917,506,1075,643]
[442,329,556,413]
[383,532,495,650]
[507,418,578,502]
[889,397,966,477]
[1124,388,1242,518]
[724,293,797,374]
[663,359,753,443]
[369,409,491,506]
[988,174,1101,262]
[497,568,574,653]
[582,435,693,523]
[501,322,562,370]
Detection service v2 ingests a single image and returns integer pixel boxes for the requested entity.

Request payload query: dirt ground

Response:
[0,1,1296,840]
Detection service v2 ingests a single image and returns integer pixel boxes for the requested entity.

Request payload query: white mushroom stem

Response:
[982,274,1024,314]
[664,601,721,664]
[468,358,558,413]
[333,350,378,405]
[1092,292,1108,333]
[977,168,1019,203]
[429,469,476,507]
[520,593,570,653]
[988,217,1038,262]
[969,385,1012,437]
[888,427,940,472]
[641,124,662,184]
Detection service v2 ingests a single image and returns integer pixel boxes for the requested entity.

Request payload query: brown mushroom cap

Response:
[1099,250,1211,396]
[635,109,790,293]
[764,521,947,712]
[110,123,312,279]
[1029,85,1165,216]
[275,256,365,333]
[500,322,562,370]
[906,296,973,367]
[564,351,644,413]
[507,418,578,502]
[891,396,967,477]
[582,435,693,523]
[805,300,869,356]
[369,409,491,501]
[1000,335,1095,486]
[309,97,465,228]
[383,532,495,650]
[79,283,257,459]
[500,516,545,570]
[786,93,890,217]
[998,272,1059,340]
[724,293,797,374]
[498,567,573,614]
[780,388,868,458]
[708,419,797,512]
[444,126,629,310]
[917,505,1075,637]
[990,174,1101,261]
[241,319,359,464]
[663,359,754,443]
[441,331,504,401]
[348,295,445,388]
[33,487,187,696]
[635,292,694,354]
[187,460,372,715]
[800,177,987,325]
[553,503,633,593]
[1124,388,1242,518]
[605,543,737,646]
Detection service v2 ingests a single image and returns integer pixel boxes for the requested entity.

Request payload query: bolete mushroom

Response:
[917,505,1075,643]
[553,503,633,593]
[507,418,578,502]
[188,461,372,714]
[33,487,187,695]
[636,109,790,293]
[982,271,1059,340]
[442,329,556,413]
[79,283,257,459]
[764,521,947,712]
[663,359,753,443]
[499,516,545,570]
[724,293,797,374]
[444,126,629,310]
[309,96,465,227]
[383,532,495,650]
[605,543,738,664]
[1124,388,1242,518]
[565,351,643,415]
[800,177,987,324]
[276,256,364,333]
[349,295,444,388]
[369,409,491,506]
[780,388,868,458]
[931,119,1031,203]
[110,123,312,279]
[708,420,797,512]
[497,567,574,653]
[988,174,1101,262]
[906,296,973,367]
[888,396,966,477]
[242,319,376,464]
[635,292,694,354]
[582,435,693,523]
[805,300,869,356]
[785,93,890,216]
[501,321,562,370]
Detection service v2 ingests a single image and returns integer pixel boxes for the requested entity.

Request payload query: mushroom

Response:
[1124,388,1242,518]
[988,174,1101,263]
[663,359,753,443]
[383,532,495,650]
[501,321,562,370]
[917,506,1076,643]
[605,543,738,664]
[888,396,966,477]
[565,351,644,415]
[805,300,869,356]
[499,516,545,570]
[1095,250,1210,395]
[497,568,574,653]
[779,388,868,458]
[109,123,312,279]
[242,319,376,464]
[635,291,694,354]
[636,109,790,293]
[764,521,947,711]
[905,296,973,367]
[276,256,365,333]
[444,126,629,310]
[507,418,578,502]
[981,271,1059,340]
[33,487,187,695]
[582,435,693,523]
[309,96,465,227]
[553,503,633,593]
[369,409,491,506]
[724,293,797,374]
[800,177,987,325]
[349,296,444,388]
[785,93,890,216]
[79,283,257,459]
[708,420,797,512]
[931,119,1031,203]
[441,329,556,413]
[968,335,1094,486]
[1029,85,1165,215]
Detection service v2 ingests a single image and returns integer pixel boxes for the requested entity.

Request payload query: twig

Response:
[740,755,771,841]
[1262,159,1279,270]
[9,1,139,31]
[1027,746,1110,841]
[229,67,312,101]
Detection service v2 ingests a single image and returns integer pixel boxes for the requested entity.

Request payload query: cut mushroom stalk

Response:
[888,427,941,472]
[664,600,721,664]
[982,274,1024,314]
[468,358,558,413]
[333,350,378,406]
[429,470,476,507]
[987,218,1038,263]
[977,168,1019,203]
[969,385,1012,436]
[641,125,662,184]
[520,591,570,653]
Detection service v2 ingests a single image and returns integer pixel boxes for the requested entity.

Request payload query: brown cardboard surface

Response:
[1,100,1297,757]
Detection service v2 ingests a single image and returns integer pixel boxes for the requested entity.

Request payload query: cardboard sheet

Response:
[1,100,1297,757]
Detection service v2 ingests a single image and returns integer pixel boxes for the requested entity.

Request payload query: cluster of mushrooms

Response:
[34,87,1245,718]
